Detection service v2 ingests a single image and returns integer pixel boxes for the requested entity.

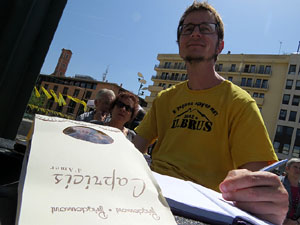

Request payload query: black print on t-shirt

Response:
[171,101,218,132]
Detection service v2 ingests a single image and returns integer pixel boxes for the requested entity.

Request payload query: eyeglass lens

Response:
[181,23,216,35]
[116,101,132,112]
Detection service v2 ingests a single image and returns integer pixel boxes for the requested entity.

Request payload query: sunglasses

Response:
[115,100,133,113]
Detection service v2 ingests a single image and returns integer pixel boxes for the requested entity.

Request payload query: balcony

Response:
[148,85,163,92]
[154,64,187,71]
[151,75,188,81]
[217,67,272,76]
[145,96,155,103]
[253,97,264,105]
[237,82,269,91]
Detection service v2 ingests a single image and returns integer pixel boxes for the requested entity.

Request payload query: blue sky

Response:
[41,0,300,97]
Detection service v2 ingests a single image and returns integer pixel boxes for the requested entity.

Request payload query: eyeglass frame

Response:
[114,100,134,113]
[178,23,218,36]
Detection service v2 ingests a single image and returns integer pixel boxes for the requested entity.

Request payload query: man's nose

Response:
[191,26,202,37]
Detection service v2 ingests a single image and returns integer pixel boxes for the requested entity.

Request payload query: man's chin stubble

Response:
[184,54,217,64]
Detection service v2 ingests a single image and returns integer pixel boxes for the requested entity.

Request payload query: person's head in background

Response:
[94,89,116,122]
[285,158,300,183]
[108,91,139,132]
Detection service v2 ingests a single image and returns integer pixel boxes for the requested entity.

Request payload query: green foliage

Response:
[27,89,47,107]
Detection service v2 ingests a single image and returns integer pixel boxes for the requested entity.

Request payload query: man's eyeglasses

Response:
[115,100,133,113]
[179,23,217,35]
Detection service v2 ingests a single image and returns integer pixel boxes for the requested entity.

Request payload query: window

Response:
[56,104,63,112]
[246,78,252,87]
[215,64,223,71]
[80,82,86,88]
[282,94,290,104]
[73,89,80,97]
[293,129,300,157]
[178,63,182,69]
[85,91,92,99]
[228,77,233,81]
[287,127,294,136]
[44,84,49,90]
[283,144,290,155]
[241,78,246,86]
[264,66,271,74]
[174,63,178,69]
[286,79,293,89]
[250,65,256,73]
[67,101,76,114]
[273,141,280,150]
[164,62,171,68]
[259,93,264,98]
[261,79,268,89]
[174,73,179,80]
[258,65,264,74]
[288,65,297,74]
[254,79,261,88]
[289,111,297,122]
[276,125,283,134]
[292,95,300,106]
[63,87,68,95]
[62,63,66,68]
[86,83,92,89]
[181,74,187,80]
[293,146,300,158]
[274,125,293,155]
[244,64,249,73]
[65,54,69,59]
[165,73,170,80]
[170,73,175,80]
[45,98,54,109]
[296,80,300,90]
[253,92,258,98]
[230,64,236,72]
[279,109,287,120]
[53,85,58,92]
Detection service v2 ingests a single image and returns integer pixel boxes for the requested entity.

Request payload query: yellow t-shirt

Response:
[135,80,277,191]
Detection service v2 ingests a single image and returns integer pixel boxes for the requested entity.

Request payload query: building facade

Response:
[146,53,300,159]
[35,74,125,119]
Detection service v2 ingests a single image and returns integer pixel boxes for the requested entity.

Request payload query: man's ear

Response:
[217,39,224,54]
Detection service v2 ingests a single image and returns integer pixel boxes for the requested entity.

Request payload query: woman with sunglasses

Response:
[106,92,139,141]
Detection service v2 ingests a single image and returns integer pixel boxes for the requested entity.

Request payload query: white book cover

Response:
[17,115,176,225]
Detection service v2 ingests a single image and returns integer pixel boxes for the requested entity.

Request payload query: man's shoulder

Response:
[76,110,94,121]
[223,80,255,103]
[157,81,186,98]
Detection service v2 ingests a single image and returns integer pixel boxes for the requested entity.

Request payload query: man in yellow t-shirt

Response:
[136,80,277,191]
[133,2,288,225]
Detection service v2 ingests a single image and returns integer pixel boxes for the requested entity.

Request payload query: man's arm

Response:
[132,134,150,154]
[219,164,288,225]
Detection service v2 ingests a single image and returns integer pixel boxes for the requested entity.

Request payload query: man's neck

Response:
[108,120,124,131]
[288,175,300,187]
[186,60,224,90]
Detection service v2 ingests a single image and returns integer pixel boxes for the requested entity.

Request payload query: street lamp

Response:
[137,72,147,96]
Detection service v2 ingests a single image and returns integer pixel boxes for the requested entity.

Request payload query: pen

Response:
[260,159,288,171]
